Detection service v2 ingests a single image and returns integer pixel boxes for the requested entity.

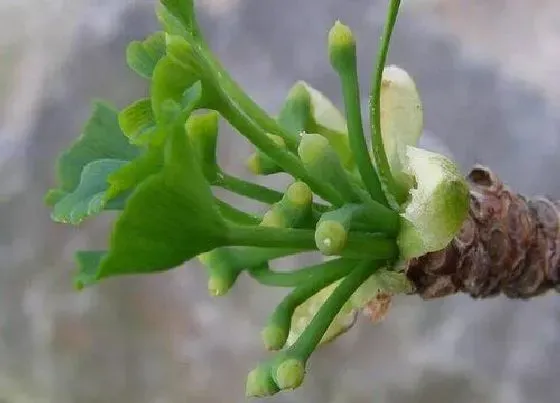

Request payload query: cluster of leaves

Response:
[45,0,469,397]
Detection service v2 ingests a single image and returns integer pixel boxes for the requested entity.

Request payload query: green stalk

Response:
[249,258,355,287]
[369,0,402,201]
[195,42,299,149]
[214,198,261,225]
[179,33,342,205]
[220,247,305,269]
[339,72,387,204]
[227,225,398,260]
[329,22,388,206]
[219,103,345,206]
[259,258,358,350]
[216,173,284,204]
[288,259,381,359]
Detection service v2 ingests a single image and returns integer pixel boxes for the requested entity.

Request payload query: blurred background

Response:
[1,0,560,402]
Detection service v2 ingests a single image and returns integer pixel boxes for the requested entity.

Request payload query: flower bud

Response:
[315,220,348,256]
[274,358,305,390]
[261,324,288,351]
[246,365,279,398]
[245,134,286,175]
[328,21,357,73]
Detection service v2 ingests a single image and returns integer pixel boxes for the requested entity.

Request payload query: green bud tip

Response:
[261,324,288,351]
[275,358,306,390]
[328,20,356,70]
[260,209,285,228]
[207,275,230,297]
[297,132,329,166]
[285,181,313,207]
[245,153,261,175]
[287,81,311,103]
[246,366,279,398]
[315,220,348,256]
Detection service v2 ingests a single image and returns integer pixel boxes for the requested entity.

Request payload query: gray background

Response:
[1,0,560,402]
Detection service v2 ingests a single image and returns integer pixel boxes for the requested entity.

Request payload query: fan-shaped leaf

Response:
[126,32,166,79]
[95,113,228,281]
[46,102,140,206]
[51,159,128,225]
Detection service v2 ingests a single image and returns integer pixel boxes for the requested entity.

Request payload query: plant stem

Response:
[184,32,344,205]
[216,172,330,215]
[226,247,306,270]
[248,258,356,287]
[289,259,381,360]
[214,198,261,225]
[219,103,345,206]
[369,0,402,202]
[216,173,284,204]
[227,226,398,260]
[196,42,299,150]
[338,62,388,206]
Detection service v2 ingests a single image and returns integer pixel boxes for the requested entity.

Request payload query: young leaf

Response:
[95,113,228,281]
[160,0,200,39]
[277,83,310,135]
[186,111,219,182]
[379,66,423,191]
[279,81,353,169]
[105,147,164,200]
[287,265,413,347]
[48,102,140,203]
[51,159,128,225]
[349,268,414,308]
[118,98,158,146]
[150,55,204,120]
[398,147,469,259]
[125,32,166,79]
[287,279,358,347]
[75,251,106,289]
[156,3,189,38]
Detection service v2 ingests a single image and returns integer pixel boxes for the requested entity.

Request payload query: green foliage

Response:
[47,101,140,206]
[97,109,228,281]
[45,0,470,397]
[51,159,128,224]
[126,32,166,79]
[118,98,157,145]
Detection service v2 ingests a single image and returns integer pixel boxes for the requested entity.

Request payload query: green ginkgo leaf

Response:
[379,65,423,188]
[51,159,128,225]
[46,102,141,206]
[118,98,157,146]
[349,268,414,308]
[75,250,106,289]
[160,0,200,39]
[287,278,356,347]
[150,55,203,120]
[105,147,164,201]
[156,3,189,38]
[125,31,166,79]
[280,81,353,169]
[186,111,219,182]
[95,111,228,281]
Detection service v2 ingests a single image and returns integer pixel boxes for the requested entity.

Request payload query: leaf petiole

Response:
[369,0,402,202]
[226,225,398,260]
[248,258,356,287]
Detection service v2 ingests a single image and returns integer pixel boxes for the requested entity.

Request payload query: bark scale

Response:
[406,165,560,299]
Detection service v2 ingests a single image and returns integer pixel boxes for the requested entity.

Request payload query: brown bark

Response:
[406,165,560,300]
